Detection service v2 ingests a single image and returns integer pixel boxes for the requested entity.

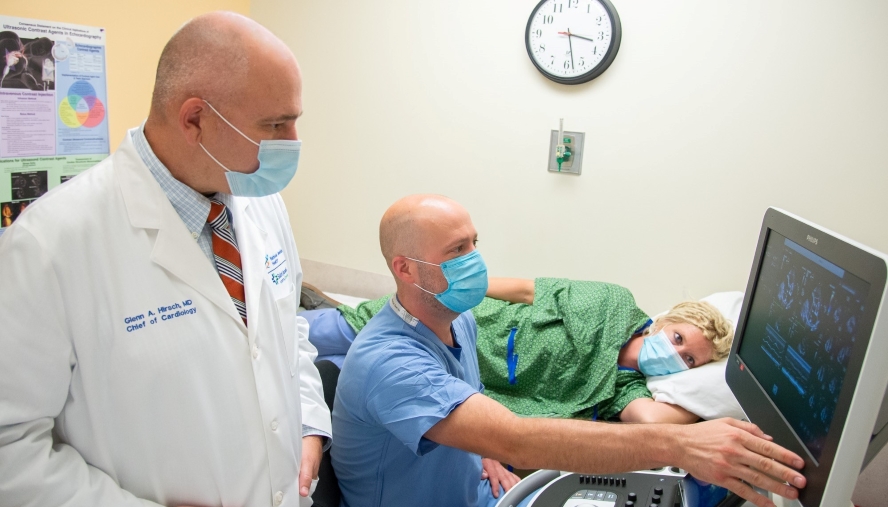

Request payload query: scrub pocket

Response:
[275,286,299,377]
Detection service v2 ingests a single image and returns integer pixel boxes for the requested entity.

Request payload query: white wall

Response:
[252,0,888,313]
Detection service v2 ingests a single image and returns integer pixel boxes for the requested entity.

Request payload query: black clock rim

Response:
[524,0,622,85]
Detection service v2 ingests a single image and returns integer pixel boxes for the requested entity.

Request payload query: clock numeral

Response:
[550,55,556,66]
[553,3,562,13]
[597,31,605,40]
[568,0,578,8]
[563,60,571,69]
[593,46,597,55]
[539,43,546,52]
[596,15,604,25]
[542,14,554,24]
[535,29,542,37]
[578,56,585,67]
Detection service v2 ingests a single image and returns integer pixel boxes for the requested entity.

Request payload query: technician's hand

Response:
[675,418,806,507]
[299,435,324,498]
[481,458,521,499]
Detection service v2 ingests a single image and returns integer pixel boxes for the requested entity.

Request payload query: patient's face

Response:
[654,322,713,368]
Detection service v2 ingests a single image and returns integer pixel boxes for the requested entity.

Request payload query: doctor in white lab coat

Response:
[0,13,330,507]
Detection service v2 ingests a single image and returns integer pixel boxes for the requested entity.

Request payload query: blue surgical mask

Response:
[407,250,488,314]
[638,329,690,376]
[199,100,301,197]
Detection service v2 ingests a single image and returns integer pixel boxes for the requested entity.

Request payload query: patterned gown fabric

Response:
[207,199,247,325]
[337,278,653,420]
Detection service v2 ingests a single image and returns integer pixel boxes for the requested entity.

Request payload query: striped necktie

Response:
[207,199,247,326]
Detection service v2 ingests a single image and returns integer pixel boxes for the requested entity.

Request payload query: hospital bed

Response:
[298,265,752,425]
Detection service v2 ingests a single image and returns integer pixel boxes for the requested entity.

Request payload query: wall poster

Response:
[0,16,108,234]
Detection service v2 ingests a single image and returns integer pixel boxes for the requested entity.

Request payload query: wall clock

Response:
[525,0,622,85]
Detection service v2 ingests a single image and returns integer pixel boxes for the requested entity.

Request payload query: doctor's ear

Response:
[391,257,418,285]
[178,97,208,146]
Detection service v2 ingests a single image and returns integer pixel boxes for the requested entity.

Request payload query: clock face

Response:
[525,0,622,85]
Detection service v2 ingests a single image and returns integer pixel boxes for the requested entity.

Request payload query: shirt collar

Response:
[388,296,463,358]
[131,122,215,233]
[389,295,420,328]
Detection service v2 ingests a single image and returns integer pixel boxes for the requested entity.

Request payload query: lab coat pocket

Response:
[275,286,299,377]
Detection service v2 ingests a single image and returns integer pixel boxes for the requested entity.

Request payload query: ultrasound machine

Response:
[497,208,888,507]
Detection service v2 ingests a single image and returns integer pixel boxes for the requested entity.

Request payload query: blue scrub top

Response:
[332,296,484,507]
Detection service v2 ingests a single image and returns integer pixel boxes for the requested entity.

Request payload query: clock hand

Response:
[557,31,596,43]
[567,28,574,70]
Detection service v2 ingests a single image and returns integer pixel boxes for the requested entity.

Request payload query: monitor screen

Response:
[738,231,871,463]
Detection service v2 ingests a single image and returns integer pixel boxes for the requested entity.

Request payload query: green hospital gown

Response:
[337,278,652,420]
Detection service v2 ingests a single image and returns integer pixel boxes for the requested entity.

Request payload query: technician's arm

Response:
[425,394,806,507]
[486,278,535,305]
[0,227,162,507]
[619,397,700,424]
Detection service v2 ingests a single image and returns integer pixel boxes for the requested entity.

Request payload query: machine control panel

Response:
[527,468,686,507]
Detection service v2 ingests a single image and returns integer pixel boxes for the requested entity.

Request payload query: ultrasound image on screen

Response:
[739,232,870,462]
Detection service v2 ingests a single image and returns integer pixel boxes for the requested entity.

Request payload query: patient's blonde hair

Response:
[649,301,734,360]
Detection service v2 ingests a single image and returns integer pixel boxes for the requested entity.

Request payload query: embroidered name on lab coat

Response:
[123,299,197,332]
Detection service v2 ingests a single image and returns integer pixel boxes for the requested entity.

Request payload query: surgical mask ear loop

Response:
[199,143,234,172]
[413,284,439,296]
[199,100,261,173]
[202,100,260,147]
[405,256,440,267]
[404,256,444,296]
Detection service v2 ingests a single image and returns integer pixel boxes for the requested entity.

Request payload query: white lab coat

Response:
[0,131,331,507]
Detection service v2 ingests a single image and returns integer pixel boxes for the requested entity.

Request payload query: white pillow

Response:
[645,291,748,420]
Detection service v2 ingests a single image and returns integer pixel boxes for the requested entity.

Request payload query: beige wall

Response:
[5,0,250,150]
[253,0,888,313]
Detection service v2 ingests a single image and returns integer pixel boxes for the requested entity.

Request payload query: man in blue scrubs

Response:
[332,194,808,507]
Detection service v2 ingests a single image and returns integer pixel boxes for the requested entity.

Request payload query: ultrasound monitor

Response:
[726,208,888,506]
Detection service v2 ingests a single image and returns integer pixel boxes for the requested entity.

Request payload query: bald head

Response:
[150,12,297,119]
[380,194,474,273]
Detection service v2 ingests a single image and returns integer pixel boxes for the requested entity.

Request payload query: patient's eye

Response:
[673,332,683,345]
[686,355,696,367]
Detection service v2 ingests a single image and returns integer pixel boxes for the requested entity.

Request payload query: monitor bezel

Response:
[726,208,887,507]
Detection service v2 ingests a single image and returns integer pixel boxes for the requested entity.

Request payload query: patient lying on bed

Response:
[302,277,733,424]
